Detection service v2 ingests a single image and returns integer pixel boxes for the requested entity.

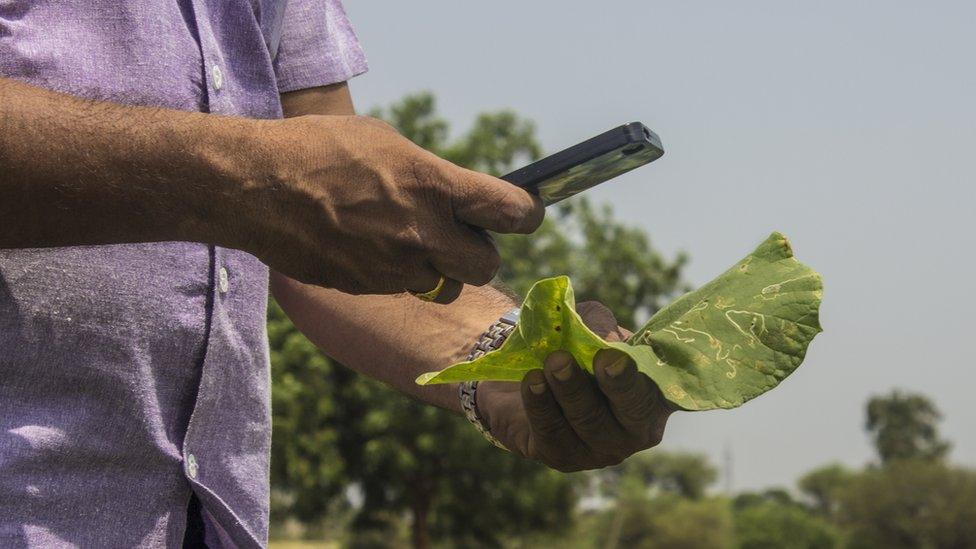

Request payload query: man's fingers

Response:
[520,368,589,471]
[450,165,544,235]
[593,349,671,445]
[576,301,628,342]
[430,277,463,304]
[403,265,462,304]
[542,350,628,451]
[429,226,500,287]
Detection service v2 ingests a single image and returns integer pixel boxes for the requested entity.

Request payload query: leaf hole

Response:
[555,326,561,332]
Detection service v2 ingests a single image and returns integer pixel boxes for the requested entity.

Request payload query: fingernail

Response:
[546,351,575,382]
[605,355,630,378]
[525,370,547,394]
[553,361,574,381]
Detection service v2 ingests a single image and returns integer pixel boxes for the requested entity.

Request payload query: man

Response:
[0,1,673,546]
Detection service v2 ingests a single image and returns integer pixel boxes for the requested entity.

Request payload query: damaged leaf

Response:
[416,232,823,411]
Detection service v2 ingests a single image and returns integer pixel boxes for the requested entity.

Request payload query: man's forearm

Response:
[0,77,262,248]
[271,273,515,411]
[272,84,518,411]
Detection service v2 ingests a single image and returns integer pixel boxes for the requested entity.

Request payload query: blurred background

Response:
[270,1,976,547]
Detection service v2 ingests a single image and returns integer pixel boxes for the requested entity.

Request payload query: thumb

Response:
[450,165,545,234]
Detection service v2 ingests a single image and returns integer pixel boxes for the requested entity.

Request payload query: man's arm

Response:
[0,77,541,300]
[272,273,512,411]
[274,84,674,471]
[0,76,255,249]
[272,82,514,411]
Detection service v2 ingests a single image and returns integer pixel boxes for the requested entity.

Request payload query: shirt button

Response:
[211,65,224,91]
[218,267,229,293]
[186,454,199,479]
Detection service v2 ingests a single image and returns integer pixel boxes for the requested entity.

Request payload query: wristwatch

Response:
[459,308,520,450]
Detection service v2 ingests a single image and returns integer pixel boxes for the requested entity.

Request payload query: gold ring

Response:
[410,276,446,302]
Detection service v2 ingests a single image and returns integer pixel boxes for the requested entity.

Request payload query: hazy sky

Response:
[343,1,976,491]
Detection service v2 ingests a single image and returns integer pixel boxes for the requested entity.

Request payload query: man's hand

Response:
[231,115,544,302]
[476,302,675,471]
[0,78,542,303]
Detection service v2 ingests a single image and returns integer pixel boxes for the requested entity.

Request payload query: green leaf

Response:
[416,232,823,411]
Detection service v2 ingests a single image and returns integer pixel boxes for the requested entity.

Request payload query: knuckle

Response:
[526,402,566,436]
[616,383,652,412]
[567,404,610,435]
[409,158,438,191]
[609,378,658,420]
[532,413,568,438]
[616,399,655,430]
[529,405,575,445]
[553,379,591,410]
[395,223,426,252]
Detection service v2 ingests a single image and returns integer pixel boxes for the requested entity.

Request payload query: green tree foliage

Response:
[599,490,733,549]
[733,500,839,549]
[599,450,718,500]
[797,463,852,518]
[865,390,950,464]
[827,394,975,548]
[837,460,976,549]
[268,304,346,524]
[269,92,687,548]
[592,451,730,549]
[732,488,804,512]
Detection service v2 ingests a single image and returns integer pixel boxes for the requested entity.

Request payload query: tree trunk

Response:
[604,505,624,549]
[410,487,432,549]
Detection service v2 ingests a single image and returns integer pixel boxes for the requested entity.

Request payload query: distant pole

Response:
[723,442,734,495]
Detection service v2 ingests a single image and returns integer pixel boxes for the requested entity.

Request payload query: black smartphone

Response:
[501,122,663,206]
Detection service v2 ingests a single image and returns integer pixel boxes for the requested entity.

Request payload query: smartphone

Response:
[501,122,663,206]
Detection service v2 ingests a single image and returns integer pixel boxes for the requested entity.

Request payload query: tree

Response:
[731,484,839,549]
[797,463,852,518]
[594,451,730,549]
[837,460,976,549]
[599,450,718,501]
[733,500,839,549]
[732,489,804,512]
[269,92,688,548]
[865,390,950,464]
[598,490,733,549]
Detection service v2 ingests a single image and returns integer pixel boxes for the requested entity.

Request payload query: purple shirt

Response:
[0,1,366,546]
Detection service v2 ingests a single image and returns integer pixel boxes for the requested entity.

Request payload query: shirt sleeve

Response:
[273,0,368,93]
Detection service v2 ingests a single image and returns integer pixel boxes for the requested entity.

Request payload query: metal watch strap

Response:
[460,308,520,451]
